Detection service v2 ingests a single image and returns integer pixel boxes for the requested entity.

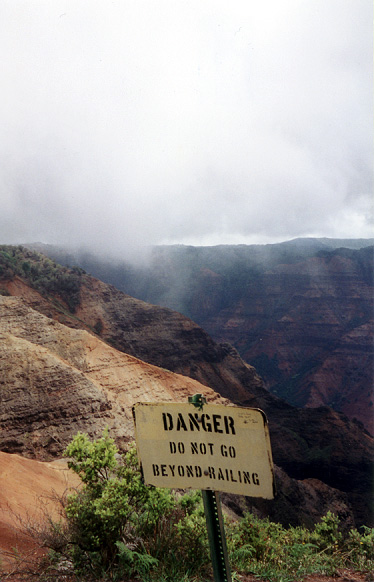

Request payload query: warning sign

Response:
[133,402,275,498]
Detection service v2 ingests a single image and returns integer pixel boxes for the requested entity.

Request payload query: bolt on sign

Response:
[132,402,275,498]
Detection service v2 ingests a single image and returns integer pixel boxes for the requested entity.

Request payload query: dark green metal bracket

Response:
[188,393,206,410]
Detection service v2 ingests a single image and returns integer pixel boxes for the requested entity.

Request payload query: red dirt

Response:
[0,451,80,572]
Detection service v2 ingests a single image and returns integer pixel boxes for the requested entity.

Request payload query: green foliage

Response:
[57,430,211,581]
[0,244,84,312]
[65,429,118,489]
[30,430,373,582]
[311,510,342,551]
[227,510,374,582]
[344,525,374,570]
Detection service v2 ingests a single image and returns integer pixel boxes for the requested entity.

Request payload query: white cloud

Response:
[0,0,372,255]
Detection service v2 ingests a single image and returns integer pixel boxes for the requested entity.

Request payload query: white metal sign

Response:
[133,402,275,498]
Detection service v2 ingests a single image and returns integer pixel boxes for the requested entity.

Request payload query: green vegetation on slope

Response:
[0,245,85,312]
[5,431,372,582]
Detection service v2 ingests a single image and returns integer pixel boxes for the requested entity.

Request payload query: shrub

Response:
[227,510,374,582]
[48,430,211,581]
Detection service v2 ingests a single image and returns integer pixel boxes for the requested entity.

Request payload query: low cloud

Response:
[0,1,372,258]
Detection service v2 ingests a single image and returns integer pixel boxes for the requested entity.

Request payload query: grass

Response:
[227,511,374,582]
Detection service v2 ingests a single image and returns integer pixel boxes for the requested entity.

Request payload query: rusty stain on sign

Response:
[132,402,275,498]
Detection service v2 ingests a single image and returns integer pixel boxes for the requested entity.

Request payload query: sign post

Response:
[188,394,232,581]
[202,489,232,582]
[133,394,275,582]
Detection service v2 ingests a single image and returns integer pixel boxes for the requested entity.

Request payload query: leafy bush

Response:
[48,430,211,581]
[310,510,342,551]
[227,510,374,581]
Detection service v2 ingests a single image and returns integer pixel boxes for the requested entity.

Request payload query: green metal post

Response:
[188,394,232,582]
[202,489,232,582]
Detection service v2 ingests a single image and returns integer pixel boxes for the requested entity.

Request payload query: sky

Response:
[0,0,372,258]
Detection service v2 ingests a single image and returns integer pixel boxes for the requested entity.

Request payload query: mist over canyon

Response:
[37,238,374,434]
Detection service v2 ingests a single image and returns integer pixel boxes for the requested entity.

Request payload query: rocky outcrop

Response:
[1,272,266,407]
[74,275,267,403]
[232,248,374,435]
[0,296,225,459]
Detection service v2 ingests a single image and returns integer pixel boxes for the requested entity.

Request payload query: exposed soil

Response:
[0,451,80,572]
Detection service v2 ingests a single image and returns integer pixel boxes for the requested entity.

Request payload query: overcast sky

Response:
[0,0,372,258]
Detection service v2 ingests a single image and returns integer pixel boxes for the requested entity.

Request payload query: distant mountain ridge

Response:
[30,238,374,434]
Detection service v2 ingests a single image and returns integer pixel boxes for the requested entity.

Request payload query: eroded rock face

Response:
[182,248,374,435]
[0,332,114,458]
[0,296,225,459]
[1,273,266,406]
[261,406,373,528]
[233,250,374,435]
[73,276,267,404]
[63,242,373,433]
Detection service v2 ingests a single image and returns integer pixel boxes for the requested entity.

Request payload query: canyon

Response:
[49,238,373,434]
[0,244,373,565]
